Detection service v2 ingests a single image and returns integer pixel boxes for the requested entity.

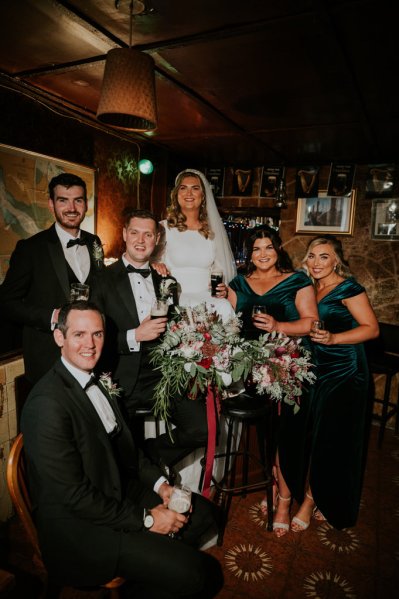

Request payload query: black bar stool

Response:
[200,392,275,545]
[129,406,160,449]
[367,322,399,447]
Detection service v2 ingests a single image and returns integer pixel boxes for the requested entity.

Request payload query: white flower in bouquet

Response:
[159,277,177,301]
[150,304,252,425]
[249,332,316,413]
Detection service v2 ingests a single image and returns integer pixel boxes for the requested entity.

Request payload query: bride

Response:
[152,169,238,497]
[154,169,236,320]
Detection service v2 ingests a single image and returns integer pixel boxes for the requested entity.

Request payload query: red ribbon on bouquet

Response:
[201,384,221,499]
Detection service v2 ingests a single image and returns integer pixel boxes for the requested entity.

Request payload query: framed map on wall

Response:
[0,143,96,283]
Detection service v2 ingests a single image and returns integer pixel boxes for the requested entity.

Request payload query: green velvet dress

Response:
[229,270,314,502]
[310,277,369,529]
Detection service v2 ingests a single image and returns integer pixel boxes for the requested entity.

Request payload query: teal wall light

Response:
[138,158,154,175]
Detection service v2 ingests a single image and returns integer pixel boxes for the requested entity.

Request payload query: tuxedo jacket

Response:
[0,224,104,383]
[21,359,162,586]
[93,259,178,406]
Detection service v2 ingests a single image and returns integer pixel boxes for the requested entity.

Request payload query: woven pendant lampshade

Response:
[96,47,157,131]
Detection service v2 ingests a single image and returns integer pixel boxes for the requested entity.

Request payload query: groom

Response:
[93,208,208,469]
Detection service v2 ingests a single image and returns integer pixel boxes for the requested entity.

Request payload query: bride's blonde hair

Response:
[166,171,212,239]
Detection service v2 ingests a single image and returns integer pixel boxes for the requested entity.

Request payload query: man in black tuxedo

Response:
[93,208,208,469]
[0,173,104,384]
[21,301,222,598]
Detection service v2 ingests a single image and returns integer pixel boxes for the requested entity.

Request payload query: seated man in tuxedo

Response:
[0,172,104,384]
[93,208,208,470]
[21,301,223,598]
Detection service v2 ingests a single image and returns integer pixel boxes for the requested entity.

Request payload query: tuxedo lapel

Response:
[151,268,161,297]
[113,260,140,323]
[47,225,70,299]
[54,361,111,442]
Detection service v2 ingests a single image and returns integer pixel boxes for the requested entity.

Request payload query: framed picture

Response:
[205,167,224,197]
[371,198,399,240]
[0,143,96,283]
[260,166,283,198]
[295,190,356,235]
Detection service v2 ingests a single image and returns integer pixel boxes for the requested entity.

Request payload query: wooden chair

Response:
[6,433,125,599]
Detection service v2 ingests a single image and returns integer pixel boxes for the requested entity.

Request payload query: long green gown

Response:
[229,270,314,503]
[310,277,369,529]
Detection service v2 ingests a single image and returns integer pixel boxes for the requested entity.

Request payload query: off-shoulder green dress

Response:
[310,277,369,529]
[229,270,314,503]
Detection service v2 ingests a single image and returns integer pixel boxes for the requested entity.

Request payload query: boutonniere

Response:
[92,240,104,266]
[159,277,177,301]
[99,372,122,398]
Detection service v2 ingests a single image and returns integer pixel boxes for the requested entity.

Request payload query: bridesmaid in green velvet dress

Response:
[227,227,318,537]
[292,235,379,531]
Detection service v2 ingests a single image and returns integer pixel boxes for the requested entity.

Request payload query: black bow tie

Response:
[126,264,151,278]
[84,374,98,391]
[67,237,87,248]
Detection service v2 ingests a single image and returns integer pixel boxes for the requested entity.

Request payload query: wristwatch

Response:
[143,508,154,530]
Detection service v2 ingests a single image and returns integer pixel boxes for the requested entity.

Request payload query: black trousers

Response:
[117,486,223,599]
[127,350,208,467]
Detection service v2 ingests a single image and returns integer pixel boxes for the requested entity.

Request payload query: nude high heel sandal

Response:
[273,494,291,537]
[291,492,314,532]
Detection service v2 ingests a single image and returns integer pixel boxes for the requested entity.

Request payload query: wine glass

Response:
[252,305,267,319]
[311,320,325,332]
[70,283,90,301]
[168,484,192,538]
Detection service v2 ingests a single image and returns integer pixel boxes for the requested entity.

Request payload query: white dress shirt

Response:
[61,357,166,492]
[61,357,118,434]
[122,255,156,352]
[55,222,90,283]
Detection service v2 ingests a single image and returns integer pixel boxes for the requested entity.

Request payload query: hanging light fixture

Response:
[96,1,157,131]
[275,168,288,208]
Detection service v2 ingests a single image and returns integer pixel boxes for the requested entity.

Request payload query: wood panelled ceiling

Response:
[0,0,397,166]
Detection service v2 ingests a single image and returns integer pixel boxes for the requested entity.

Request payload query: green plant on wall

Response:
[107,152,138,190]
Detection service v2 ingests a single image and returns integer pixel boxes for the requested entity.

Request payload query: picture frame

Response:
[295,190,356,235]
[370,198,399,240]
[0,143,96,283]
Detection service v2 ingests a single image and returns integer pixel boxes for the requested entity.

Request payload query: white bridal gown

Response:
[159,221,235,321]
[145,222,239,494]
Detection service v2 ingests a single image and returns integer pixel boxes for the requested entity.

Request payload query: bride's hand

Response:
[150,262,170,277]
[216,283,228,298]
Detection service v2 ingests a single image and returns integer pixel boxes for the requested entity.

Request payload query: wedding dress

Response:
[147,170,239,498]
[159,220,235,321]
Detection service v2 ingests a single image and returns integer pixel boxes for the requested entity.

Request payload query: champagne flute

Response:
[168,484,192,539]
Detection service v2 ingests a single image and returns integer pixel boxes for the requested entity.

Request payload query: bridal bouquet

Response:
[150,304,252,423]
[248,332,316,413]
[150,304,316,423]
